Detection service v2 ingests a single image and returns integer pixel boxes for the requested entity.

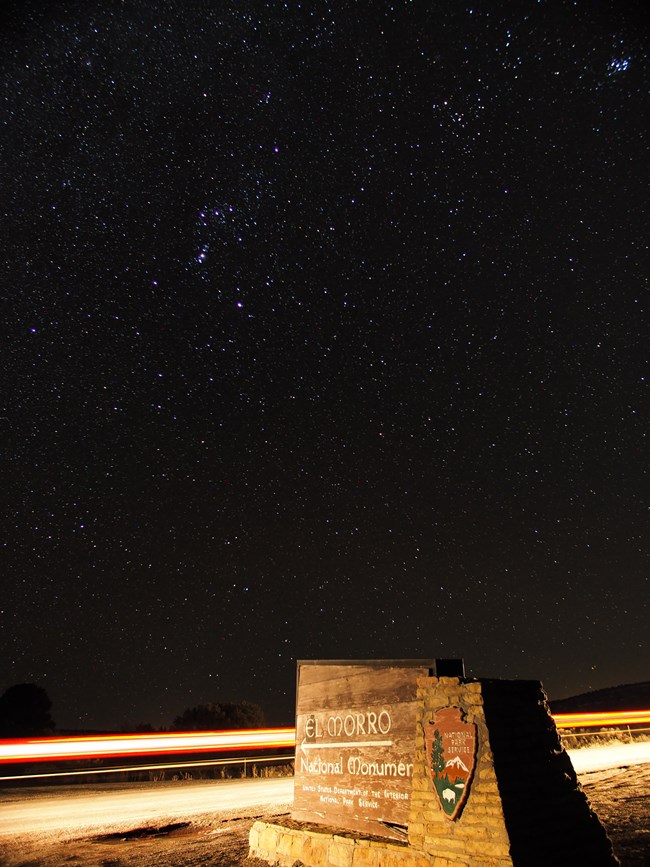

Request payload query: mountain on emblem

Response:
[446,755,469,773]
[424,706,477,820]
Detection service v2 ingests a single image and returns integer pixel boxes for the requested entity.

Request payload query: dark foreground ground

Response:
[583,764,650,867]
[0,765,648,866]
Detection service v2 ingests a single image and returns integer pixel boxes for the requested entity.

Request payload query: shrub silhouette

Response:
[172,700,265,731]
[0,683,55,736]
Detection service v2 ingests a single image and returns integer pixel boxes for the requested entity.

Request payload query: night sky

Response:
[2,1,647,732]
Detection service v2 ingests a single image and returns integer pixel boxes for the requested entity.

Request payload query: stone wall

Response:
[249,819,439,866]
[250,676,618,866]
[409,677,618,866]
[408,678,510,865]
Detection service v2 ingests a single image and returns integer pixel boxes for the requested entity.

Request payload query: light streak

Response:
[553,710,650,729]
[0,754,293,782]
[0,727,295,764]
[1,712,648,764]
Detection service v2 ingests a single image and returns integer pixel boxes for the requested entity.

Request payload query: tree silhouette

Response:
[0,684,55,737]
[172,700,265,731]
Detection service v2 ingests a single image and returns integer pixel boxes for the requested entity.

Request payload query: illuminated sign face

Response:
[292,660,433,841]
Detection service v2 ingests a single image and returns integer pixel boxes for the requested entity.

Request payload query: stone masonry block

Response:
[424,835,467,853]
[277,830,306,862]
[329,839,354,867]
[457,823,490,841]
[301,833,330,865]
[258,823,281,853]
[350,847,379,867]
[432,859,470,867]
[470,839,512,858]
[422,810,446,824]
[478,766,497,780]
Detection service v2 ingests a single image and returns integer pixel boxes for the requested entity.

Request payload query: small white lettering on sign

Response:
[384,790,409,800]
[359,798,379,809]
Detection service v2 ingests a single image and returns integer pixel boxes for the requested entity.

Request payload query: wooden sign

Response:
[292,659,435,841]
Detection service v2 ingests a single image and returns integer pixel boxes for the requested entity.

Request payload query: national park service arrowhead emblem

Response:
[424,706,477,820]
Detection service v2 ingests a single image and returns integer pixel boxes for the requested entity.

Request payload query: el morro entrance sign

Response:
[250,660,620,866]
[292,659,446,840]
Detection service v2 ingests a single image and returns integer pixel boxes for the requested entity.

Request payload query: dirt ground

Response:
[581,764,650,867]
[0,766,647,867]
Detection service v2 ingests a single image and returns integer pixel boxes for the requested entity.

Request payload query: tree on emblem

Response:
[430,727,445,778]
[425,708,477,821]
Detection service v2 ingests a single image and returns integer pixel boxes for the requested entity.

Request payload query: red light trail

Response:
[0,727,295,764]
[0,712,648,764]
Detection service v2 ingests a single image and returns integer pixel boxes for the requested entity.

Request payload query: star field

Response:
[1,0,647,730]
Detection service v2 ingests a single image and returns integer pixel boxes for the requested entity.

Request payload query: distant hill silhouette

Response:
[550,681,650,713]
